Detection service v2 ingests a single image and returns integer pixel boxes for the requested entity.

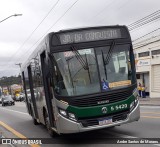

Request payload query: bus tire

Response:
[109,126,115,128]
[33,117,39,125]
[44,111,57,137]
[30,106,39,125]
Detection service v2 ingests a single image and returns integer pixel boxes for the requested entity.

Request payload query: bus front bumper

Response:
[56,101,140,134]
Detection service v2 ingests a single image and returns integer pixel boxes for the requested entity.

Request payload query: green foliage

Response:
[0,75,21,87]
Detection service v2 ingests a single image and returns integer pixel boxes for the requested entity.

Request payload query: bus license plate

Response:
[99,118,112,126]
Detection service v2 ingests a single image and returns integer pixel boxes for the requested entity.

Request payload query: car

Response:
[19,93,25,101]
[15,93,21,101]
[2,95,15,106]
[14,93,25,102]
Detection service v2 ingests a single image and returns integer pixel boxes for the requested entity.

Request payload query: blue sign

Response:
[102,81,109,90]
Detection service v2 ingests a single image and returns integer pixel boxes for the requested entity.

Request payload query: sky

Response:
[0,0,160,77]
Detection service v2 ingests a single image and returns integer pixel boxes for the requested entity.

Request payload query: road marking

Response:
[141,112,160,115]
[140,106,160,109]
[0,121,40,147]
[141,116,160,119]
[0,107,28,115]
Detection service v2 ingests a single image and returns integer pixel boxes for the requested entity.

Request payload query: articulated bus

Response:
[21,26,140,136]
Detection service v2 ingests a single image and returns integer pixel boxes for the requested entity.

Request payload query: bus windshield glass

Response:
[51,48,100,96]
[96,44,131,90]
[51,44,131,96]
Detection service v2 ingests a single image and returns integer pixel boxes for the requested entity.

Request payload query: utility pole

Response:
[15,63,22,82]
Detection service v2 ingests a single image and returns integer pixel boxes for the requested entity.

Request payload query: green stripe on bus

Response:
[67,95,135,118]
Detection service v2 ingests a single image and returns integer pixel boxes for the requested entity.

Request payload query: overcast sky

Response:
[0,0,160,78]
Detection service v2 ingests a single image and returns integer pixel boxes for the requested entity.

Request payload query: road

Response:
[0,102,160,147]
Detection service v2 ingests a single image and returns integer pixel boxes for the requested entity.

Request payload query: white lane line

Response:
[140,106,160,109]
[0,107,28,115]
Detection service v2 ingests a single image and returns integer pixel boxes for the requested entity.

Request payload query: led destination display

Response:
[59,28,122,44]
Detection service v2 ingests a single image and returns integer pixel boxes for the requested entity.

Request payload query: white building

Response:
[134,37,160,98]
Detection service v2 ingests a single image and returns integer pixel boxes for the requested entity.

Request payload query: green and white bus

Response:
[21,25,140,136]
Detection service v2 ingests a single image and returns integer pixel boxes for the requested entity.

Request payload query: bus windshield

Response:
[51,44,132,96]
[96,44,132,90]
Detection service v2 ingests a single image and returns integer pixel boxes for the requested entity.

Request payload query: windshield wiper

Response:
[101,50,108,80]
[71,46,91,83]
[71,46,89,70]
[105,41,115,65]
[101,41,115,81]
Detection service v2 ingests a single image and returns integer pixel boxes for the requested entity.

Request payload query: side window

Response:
[24,69,30,90]
[34,56,43,87]
[49,55,64,94]
[31,59,36,88]
[22,71,28,98]
[23,69,32,114]
[138,51,150,57]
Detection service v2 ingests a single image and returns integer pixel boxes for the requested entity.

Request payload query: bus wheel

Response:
[33,117,39,125]
[44,112,57,137]
[108,126,115,129]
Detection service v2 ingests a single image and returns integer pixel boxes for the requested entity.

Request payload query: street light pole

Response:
[0,14,22,23]
[15,63,22,69]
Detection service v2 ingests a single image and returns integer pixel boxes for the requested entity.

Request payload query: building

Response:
[134,37,160,98]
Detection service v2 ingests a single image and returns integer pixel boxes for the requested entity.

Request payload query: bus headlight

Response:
[68,113,76,121]
[59,109,67,117]
[130,101,135,111]
[58,108,77,121]
[131,88,139,110]
[130,88,139,111]
[133,88,138,97]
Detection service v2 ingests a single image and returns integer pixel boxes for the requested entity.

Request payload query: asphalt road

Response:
[0,102,160,147]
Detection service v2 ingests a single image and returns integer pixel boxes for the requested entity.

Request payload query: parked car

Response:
[2,95,15,106]
[15,93,21,101]
[19,93,25,101]
[14,93,25,101]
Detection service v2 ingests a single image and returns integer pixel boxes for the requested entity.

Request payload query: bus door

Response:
[22,71,31,115]
[40,52,55,128]
[27,65,39,119]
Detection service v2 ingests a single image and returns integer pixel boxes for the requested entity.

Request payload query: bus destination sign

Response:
[59,28,121,44]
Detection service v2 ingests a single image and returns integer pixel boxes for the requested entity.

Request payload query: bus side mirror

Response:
[54,86,60,94]
[128,70,132,76]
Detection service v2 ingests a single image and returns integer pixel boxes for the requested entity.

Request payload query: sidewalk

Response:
[139,96,160,106]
